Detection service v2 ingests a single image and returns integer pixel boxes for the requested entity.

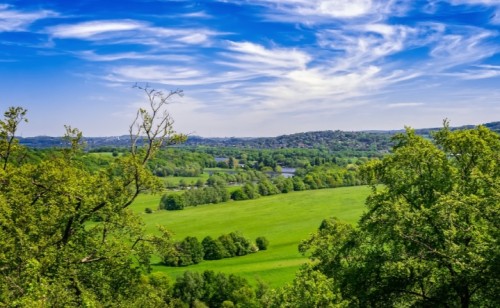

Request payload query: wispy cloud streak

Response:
[0,4,58,32]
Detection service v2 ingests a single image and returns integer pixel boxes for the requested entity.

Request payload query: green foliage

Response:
[230,231,253,256]
[258,178,280,196]
[218,234,238,258]
[201,236,227,260]
[0,106,27,170]
[269,265,346,307]
[173,271,258,307]
[273,176,294,193]
[157,234,204,267]
[230,187,248,201]
[134,186,369,287]
[182,184,229,207]
[160,194,186,210]
[301,125,500,307]
[149,148,212,177]
[0,89,185,306]
[255,236,269,250]
[158,231,257,267]
[242,182,260,199]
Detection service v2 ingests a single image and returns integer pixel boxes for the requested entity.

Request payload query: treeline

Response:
[148,149,215,177]
[20,141,371,179]
[159,163,362,209]
[188,146,378,170]
[184,130,394,153]
[154,270,268,307]
[143,266,343,307]
[155,232,268,267]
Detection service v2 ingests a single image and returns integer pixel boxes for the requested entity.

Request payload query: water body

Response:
[207,167,296,178]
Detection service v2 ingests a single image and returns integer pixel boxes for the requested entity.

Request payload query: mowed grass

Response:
[130,186,370,287]
[161,173,210,186]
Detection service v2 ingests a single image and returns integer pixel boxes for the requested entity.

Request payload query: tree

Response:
[173,271,256,307]
[0,85,185,306]
[218,234,237,257]
[228,156,238,169]
[269,265,345,308]
[300,124,500,307]
[160,194,186,210]
[202,236,227,260]
[229,232,253,256]
[230,188,248,201]
[179,236,204,265]
[0,106,27,170]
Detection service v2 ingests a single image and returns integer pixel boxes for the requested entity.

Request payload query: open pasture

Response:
[132,186,370,287]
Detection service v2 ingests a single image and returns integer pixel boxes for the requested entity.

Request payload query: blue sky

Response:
[1,0,499,137]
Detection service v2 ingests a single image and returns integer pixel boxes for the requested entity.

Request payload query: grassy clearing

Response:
[132,186,370,287]
[160,173,210,186]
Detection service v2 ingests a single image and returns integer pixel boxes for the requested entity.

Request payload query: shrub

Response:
[179,236,204,265]
[218,234,237,257]
[229,232,252,256]
[255,237,269,250]
[160,194,185,210]
[145,207,153,214]
[202,236,227,260]
[162,236,204,266]
[230,188,248,201]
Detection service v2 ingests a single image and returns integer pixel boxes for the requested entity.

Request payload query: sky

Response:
[0,0,499,137]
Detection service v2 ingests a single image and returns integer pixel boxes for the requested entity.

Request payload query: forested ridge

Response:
[18,121,500,152]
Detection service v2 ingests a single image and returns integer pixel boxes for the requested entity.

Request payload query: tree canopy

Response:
[299,124,500,307]
[0,86,185,306]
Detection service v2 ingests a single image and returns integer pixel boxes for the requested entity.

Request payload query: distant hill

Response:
[19,121,500,151]
[182,121,500,151]
[18,135,132,149]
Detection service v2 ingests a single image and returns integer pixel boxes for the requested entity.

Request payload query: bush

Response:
[218,234,237,257]
[202,236,227,260]
[230,188,248,201]
[179,236,204,265]
[160,194,185,210]
[162,236,204,267]
[230,232,252,256]
[255,237,269,250]
[145,207,153,214]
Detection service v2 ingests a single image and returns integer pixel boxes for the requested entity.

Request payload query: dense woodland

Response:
[1,94,498,307]
[18,121,500,152]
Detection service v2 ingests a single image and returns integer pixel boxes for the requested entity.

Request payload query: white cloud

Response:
[429,28,498,69]
[181,11,212,18]
[75,50,193,62]
[448,0,500,5]
[296,0,373,18]
[316,23,410,73]
[222,41,311,70]
[386,102,425,108]
[46,19,223,46]
[46,20,146,39]
[445,64,500,79]
[0,4,58,32]
[220,0,410,24]
[226,0,374,18]
[107,42,312,86]
[176,33,210,44]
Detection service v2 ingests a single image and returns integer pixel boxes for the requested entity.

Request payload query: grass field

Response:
[131,186,370,287]
[161,174,209,186]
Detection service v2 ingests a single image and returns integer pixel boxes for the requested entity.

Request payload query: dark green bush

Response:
[160,194,185,210]
[255,236,269,250]
[202,236,227,260]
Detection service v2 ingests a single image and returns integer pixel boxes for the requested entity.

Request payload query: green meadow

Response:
[131,186,371,287]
